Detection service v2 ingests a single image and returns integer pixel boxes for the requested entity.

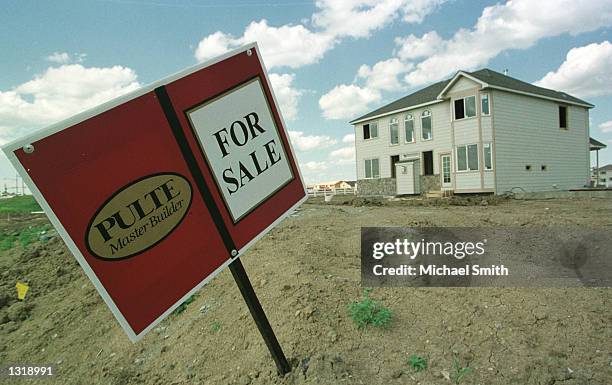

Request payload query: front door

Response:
[440,154,452,189]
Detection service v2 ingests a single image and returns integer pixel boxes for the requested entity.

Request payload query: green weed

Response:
[408,354,428,372]
[451,359,473,384]
[211,321,221,333]
[347,289,392,328]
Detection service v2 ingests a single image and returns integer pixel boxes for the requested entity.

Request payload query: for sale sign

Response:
[186,77,294,222]
[3,44,306,341]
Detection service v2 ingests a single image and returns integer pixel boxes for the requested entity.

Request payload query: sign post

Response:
[229,259,291,374]
[3,43,305,374]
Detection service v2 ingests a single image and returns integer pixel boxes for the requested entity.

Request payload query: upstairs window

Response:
[363,122,378,139]
[421,110,432,140]
[389,118,399,145]
[454,96,476,120]
[481,94,490,115]
[404,114,415,143]
[559,106,568,129]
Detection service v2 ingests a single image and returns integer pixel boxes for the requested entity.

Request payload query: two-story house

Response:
[349,68,595,196]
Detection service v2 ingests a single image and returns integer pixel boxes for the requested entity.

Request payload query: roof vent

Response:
[503,68,509,76]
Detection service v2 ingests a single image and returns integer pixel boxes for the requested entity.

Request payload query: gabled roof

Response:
[590,137,607,150]
[350,68,593,124]
[466,69,592,107]
[349,79,449,123]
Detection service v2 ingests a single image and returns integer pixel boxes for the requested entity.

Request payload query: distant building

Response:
[591,164,612,188]
[309,180,355,191]
[349,68,596,196]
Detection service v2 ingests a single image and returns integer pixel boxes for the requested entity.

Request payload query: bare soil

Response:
[1,196,611,385]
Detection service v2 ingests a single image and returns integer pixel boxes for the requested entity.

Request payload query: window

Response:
[483,143,493,170]
[559,106,567,129]
[390,155,400,178]
[454,99,464,120]
[421,110,432,140]
[389,118,399,145]
[423,151,434,175]
[363,122,378,140]
[456,144,479,171]
[481,94,490,115]
[454,96,477,119]
[365,158,380,178]
[404,114,415,143]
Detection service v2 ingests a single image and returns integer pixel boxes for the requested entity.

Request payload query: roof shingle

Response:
[350,68,593,124]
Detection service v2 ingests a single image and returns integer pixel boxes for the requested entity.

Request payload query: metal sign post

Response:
[229,259,291,374]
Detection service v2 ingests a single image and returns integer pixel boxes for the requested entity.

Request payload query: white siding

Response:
[492,90,590,193]
[355,101,451,179]
[449,77,481,92]
[455,172,481,189]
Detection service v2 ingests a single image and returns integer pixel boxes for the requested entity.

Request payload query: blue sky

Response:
[2,0,612,187]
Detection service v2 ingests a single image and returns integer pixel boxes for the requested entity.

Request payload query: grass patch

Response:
[210,321,221,334]
[348,289,392,329]
[0,196,41,214]
[451,360,473,384]
[408,354,428,372]
[0,224,51,250]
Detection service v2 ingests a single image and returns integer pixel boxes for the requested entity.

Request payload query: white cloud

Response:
[599,120,612,133]
[342,133,355,143]
[46,52,86,64]
[301,160,329,172]
[46,52,71,64]
[193,32,234,62]
[312,0,446,39]
[357,58,413,92]
[194,1,445,69]
[329,146,355,165]
[403,0,612,87]
[0,64,140,143]
[319,84,381,120]
[289,131,337,151]
[535,41,612,98]
[194,20,335,69]
[395,31,443,60]
[268,73,302,120]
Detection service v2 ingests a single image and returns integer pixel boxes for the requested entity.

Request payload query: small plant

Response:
[173,295,196,315]
[451,359,472,384]
[211,321,221,333]
[0,234,16,250]
[408,354,427,372]
[347,289,392,328]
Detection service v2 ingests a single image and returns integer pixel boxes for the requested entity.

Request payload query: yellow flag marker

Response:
[16,282,29,300]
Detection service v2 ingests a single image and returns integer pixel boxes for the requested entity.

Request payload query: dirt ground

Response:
[1,196,611,385]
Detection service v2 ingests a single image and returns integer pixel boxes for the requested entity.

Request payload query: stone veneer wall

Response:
[356,178,397,196]
[357,175,441,196]
[420,175,441,192]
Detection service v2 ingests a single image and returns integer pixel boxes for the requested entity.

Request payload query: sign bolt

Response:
[23,144,35,154]
[246,49,252,56]
[231,249,238,257]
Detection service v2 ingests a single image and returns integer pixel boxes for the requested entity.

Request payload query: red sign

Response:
[3,44,306,341]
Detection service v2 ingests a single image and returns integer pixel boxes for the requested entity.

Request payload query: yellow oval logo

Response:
[85,173,192,260]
